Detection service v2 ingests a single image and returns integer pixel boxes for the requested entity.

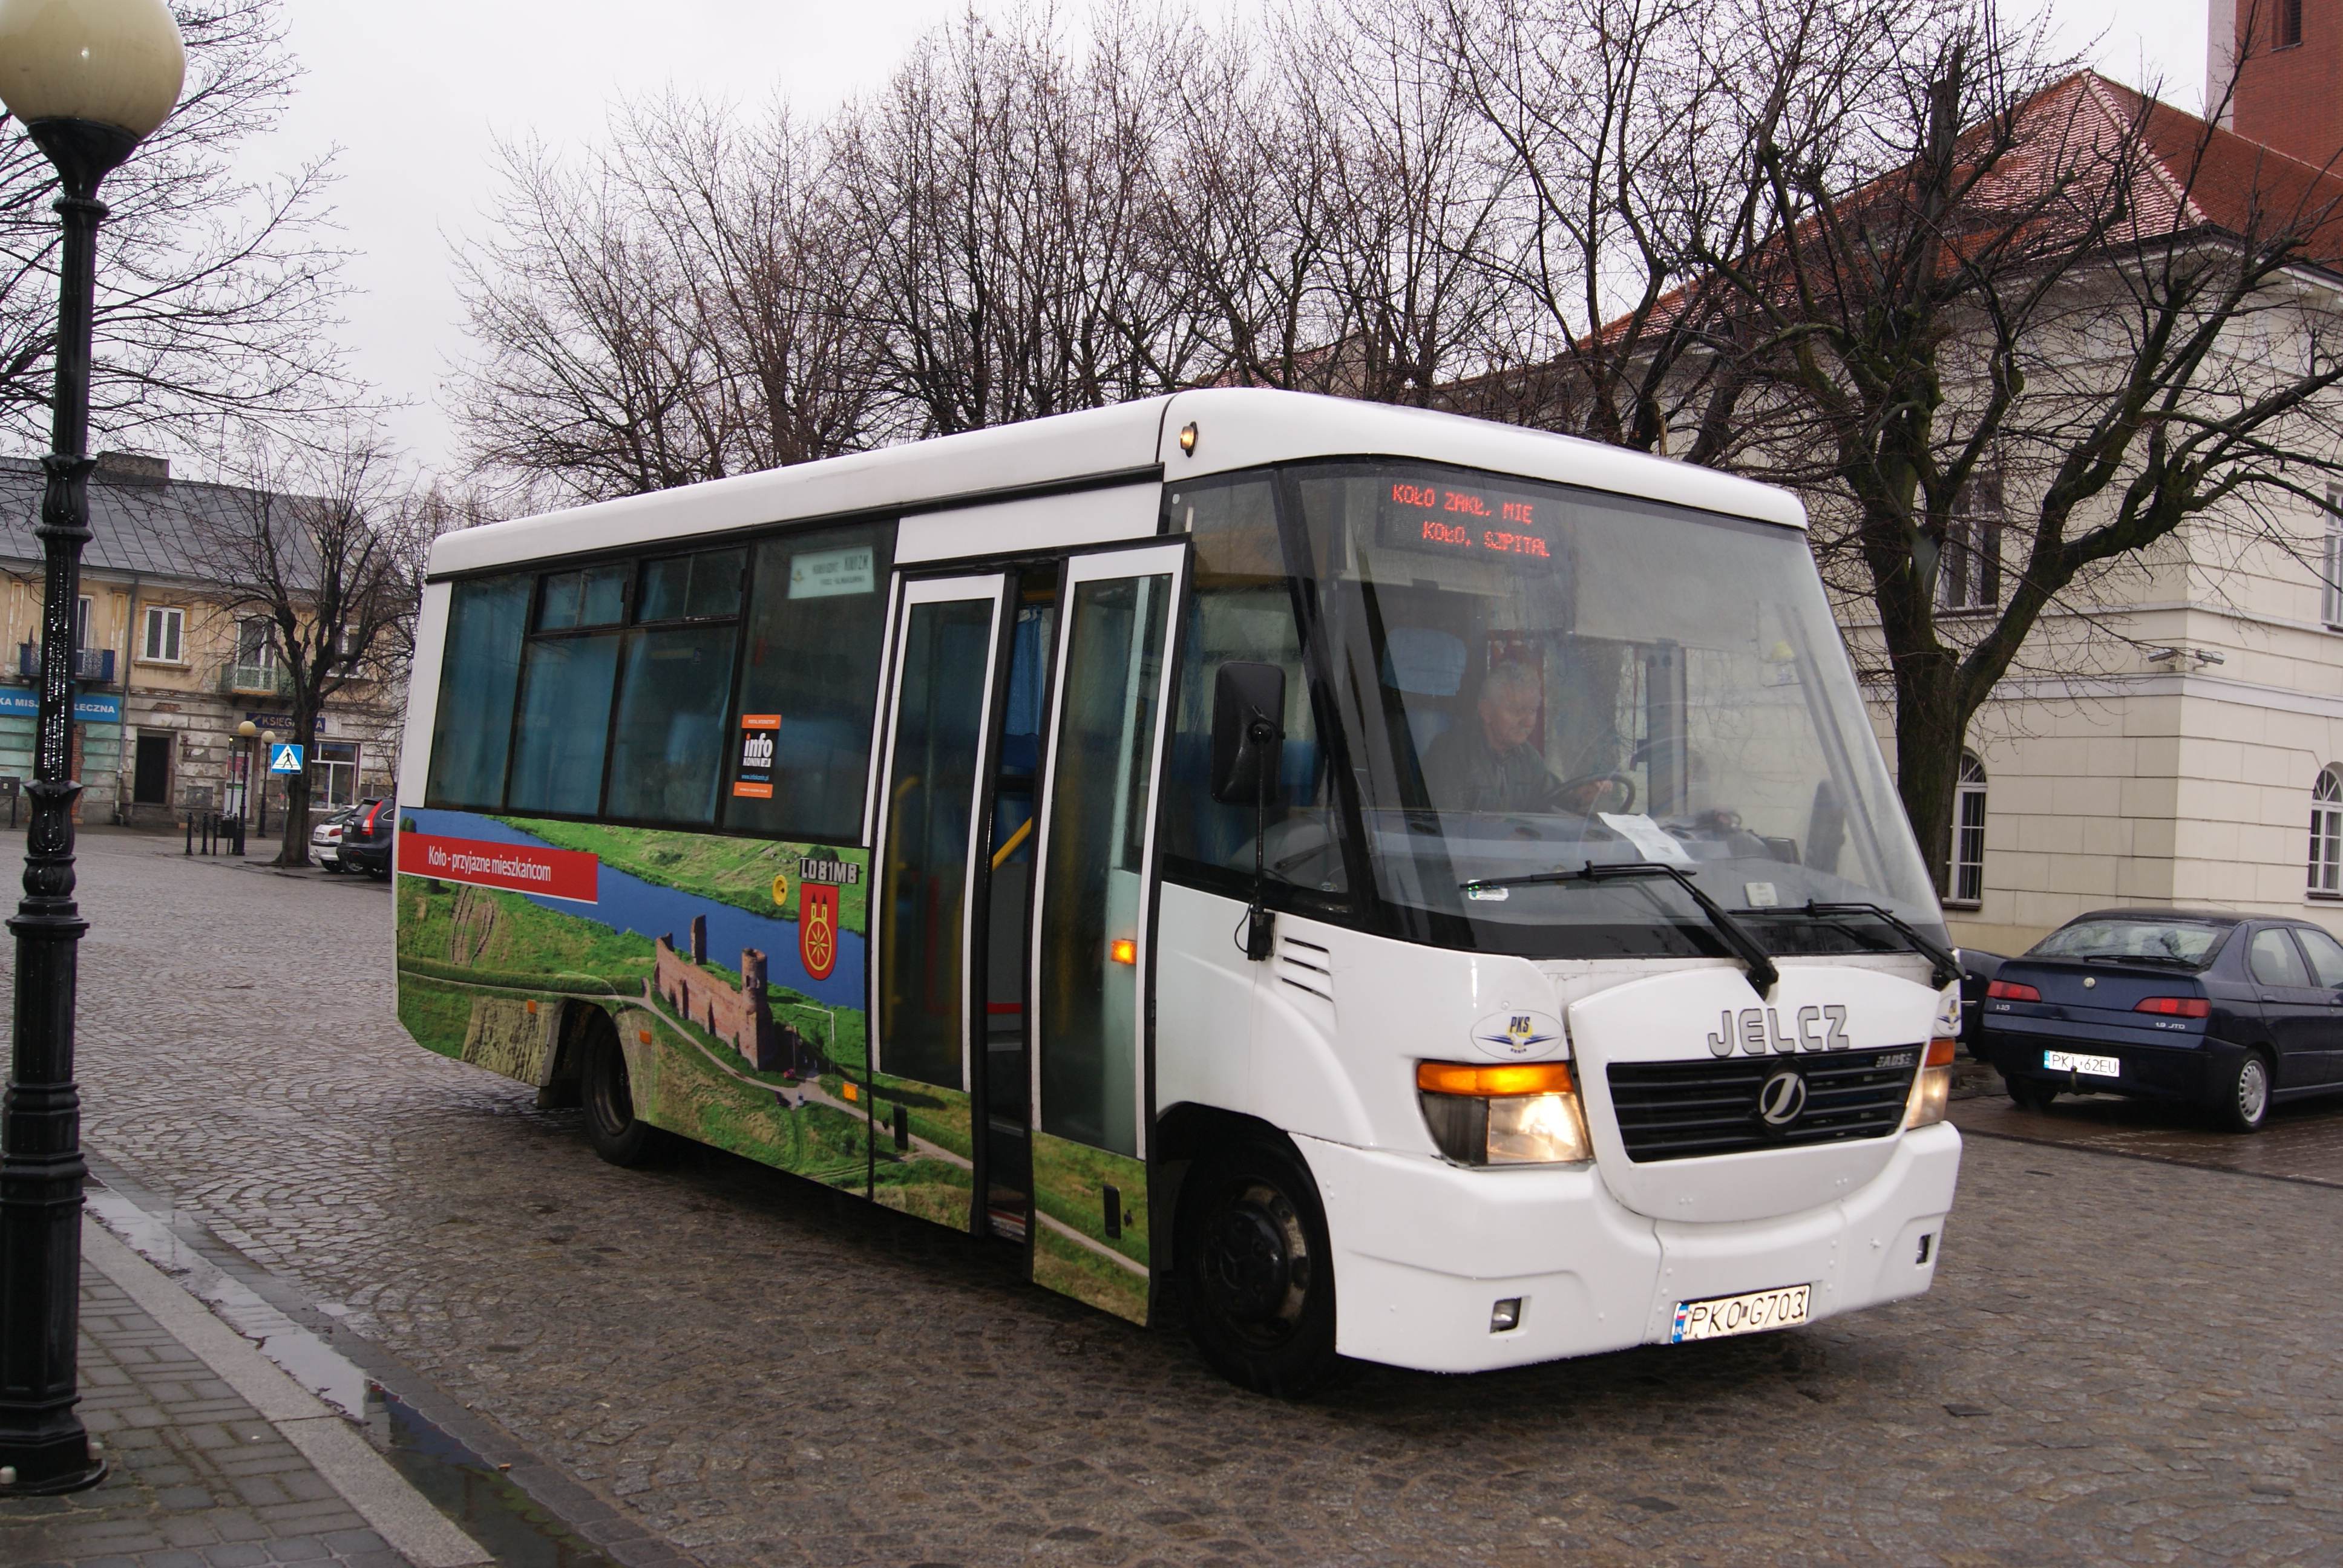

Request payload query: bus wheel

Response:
[1176,1135,1339,1397]
[581,1014,669,1168]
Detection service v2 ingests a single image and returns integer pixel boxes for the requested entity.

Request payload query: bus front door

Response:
[1026,543,1187,1324]
[869,573,1011,1227]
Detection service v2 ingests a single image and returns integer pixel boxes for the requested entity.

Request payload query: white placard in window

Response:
[788,546,875,598]
[1597,811,1694,865]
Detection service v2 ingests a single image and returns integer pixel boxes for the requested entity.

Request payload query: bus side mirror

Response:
[1210,662,1286,805]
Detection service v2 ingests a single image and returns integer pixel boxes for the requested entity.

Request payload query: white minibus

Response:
[395,388,1962,1393]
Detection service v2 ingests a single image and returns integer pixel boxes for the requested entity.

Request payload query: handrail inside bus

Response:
[990,817,1034,871]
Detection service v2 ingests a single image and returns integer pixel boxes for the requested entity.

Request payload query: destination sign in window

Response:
[1377,479,1558,563]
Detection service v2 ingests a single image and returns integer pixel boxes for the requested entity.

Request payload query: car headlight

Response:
[1417,1061,1593,1166]
[1904,1037,1956,1130]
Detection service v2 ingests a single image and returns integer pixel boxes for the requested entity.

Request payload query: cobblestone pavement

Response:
[0,1266,405,1568]
[12,828,2343,1565]
[1953,1088,2343,1188]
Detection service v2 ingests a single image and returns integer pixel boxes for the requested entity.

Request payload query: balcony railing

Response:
[17,642,116,685]
[219,661,292,698]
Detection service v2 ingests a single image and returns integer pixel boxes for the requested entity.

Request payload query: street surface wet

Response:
[15,827,2343,1565]
[1951,1089,2343,1188]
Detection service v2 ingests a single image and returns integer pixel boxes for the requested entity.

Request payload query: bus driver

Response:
[1423,659,1630,817]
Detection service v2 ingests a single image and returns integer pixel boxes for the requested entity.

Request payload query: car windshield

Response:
[1289,463,1941,959]
[2028,918,2227,967]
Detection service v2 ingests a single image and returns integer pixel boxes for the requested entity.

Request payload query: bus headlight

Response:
[1904,1037,1957,1130]
[1417,1061,1593,1166]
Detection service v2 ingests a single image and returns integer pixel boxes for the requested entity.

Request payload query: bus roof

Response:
[428,388,1807,578]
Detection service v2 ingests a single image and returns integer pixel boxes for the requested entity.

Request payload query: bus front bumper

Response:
[1294,1124,1961,1375]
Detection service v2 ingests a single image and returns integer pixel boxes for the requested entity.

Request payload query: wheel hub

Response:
[1205,1200,1293,1324]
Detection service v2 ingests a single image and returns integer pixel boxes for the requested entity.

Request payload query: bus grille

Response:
[1605,1047,1921,1163]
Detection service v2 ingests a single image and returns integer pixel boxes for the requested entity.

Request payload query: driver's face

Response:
[1480,685,1541,750]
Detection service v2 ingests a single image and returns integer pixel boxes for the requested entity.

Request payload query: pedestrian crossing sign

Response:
[268,743,304,774]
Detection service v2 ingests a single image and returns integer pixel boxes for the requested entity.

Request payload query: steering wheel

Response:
[1557,771,1636,814]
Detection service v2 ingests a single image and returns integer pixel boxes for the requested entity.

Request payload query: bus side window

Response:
[426,573,532,809]
[1160,480,1345,901]
[723,521,897,842]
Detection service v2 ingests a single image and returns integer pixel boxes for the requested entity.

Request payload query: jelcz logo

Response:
[1757,1069,1808,1127]
[1707,1004,1850,1057]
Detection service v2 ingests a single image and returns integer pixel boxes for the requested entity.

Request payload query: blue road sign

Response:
[268,743,305,774]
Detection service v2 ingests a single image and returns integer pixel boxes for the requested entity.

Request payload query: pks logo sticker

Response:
[1471,1008,1565,1057]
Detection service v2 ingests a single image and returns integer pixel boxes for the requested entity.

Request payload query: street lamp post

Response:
[258,729,277,837]
[235,718,257,832]
[0,0,185,1495]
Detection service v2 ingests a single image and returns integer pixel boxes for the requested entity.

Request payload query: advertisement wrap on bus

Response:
[393,389,1963,1393]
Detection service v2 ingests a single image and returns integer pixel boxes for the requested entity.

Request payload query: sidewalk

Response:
[0,1222,489,1568]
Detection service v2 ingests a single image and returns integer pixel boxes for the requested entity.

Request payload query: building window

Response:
[1937,473,2003,613]
[311,740,360,809]
[2323,486,2342,630]
[2312,766,2343,898]
[2278,0,2304,48]
[140,606,184,664]
[1948,751,1987,906]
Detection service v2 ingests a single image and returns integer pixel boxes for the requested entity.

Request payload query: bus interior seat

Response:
[1380,625,1469,783]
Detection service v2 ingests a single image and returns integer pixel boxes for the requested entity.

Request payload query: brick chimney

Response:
[93,451,169,486]
[2212,0,2342,169]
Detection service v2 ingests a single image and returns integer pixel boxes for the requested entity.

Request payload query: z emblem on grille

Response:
[1758,1070,1809,1127]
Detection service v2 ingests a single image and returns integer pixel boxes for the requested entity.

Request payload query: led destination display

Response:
[1377,479,1557,562]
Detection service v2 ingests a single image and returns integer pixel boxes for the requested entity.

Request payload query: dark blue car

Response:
[1968,908,2343,1132]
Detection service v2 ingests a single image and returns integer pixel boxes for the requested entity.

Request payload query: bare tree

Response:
[451,134,726,506]
[620,98,883,471]
[0,0,353,451]
[829,8,1204,438]
[189,434,422,864]
[1699,8,2343,890]
[1431,0,1965,455]
[451,90,894,506]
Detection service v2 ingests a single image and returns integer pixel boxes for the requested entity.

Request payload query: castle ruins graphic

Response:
[650,913,826,1079]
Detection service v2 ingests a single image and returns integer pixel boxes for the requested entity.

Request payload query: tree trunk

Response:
[1891,661,1964,901]
[274,711,315,867]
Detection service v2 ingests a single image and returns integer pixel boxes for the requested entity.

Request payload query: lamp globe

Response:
[0,0,185,187]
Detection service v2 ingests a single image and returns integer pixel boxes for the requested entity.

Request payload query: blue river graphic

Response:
[406,808,866,1010]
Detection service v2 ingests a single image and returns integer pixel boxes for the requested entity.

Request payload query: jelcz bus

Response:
[394,389,1963,1393]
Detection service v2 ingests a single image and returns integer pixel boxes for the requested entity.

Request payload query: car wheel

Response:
[582,1013,671,1168]
[1175,1134,1340,1397]
[364,861,390,882]
[2007,1076,2058,1114]
[2215,1052,2271,1135]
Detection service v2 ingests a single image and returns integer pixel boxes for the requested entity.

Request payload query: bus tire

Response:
[1175,1134,1340,1397]
[581,1013,670,1168]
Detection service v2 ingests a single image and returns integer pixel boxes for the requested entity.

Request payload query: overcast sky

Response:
[243,0,2214,481]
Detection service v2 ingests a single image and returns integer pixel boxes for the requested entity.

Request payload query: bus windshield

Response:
[1290,463,1941,959]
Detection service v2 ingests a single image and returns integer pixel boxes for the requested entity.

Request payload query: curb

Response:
[79,1218,493,1568]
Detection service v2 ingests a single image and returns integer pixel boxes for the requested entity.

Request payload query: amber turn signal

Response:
[1417,1060,1575,1097]
[1925,1038,1958,1068]
[1109,937,1138,965]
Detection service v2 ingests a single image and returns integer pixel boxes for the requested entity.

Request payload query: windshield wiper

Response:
[1461,861,1779,995]
[1795,901,1960,990]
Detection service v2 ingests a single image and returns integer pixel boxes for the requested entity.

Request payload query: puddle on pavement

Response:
[367,1388,620,1568]
[87,1183,619,1567]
